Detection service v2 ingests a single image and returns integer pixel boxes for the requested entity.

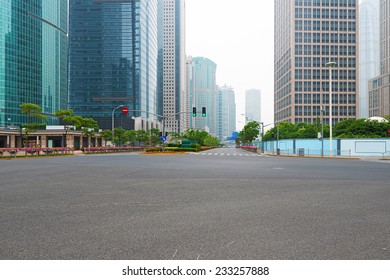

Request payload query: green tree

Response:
[125,130,137,146]
[239,121,260,144]
[114,127,127,146]
[334,118,390,138]
[100,130,113,146]
[149,128,161,145]
[20,103,47,125]
[135,130,149,146]
[20,103,47,147]
[203,135,220,146]
[182,129,209,145]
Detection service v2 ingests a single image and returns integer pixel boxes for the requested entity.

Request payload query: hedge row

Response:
[145,147,197,153]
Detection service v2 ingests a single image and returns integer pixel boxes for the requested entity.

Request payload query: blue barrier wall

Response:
[263,138,390,157]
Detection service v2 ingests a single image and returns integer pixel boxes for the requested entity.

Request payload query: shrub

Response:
[167,143,181,147]
[146,148,162,152]
[191,144,201,151]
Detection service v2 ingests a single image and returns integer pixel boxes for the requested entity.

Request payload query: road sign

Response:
[121,106,129,115]
[160,136,167,142]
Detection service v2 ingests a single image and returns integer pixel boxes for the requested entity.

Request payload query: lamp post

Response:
[321,105,324,157]
[112,105,124,143]
[325,61,337,157]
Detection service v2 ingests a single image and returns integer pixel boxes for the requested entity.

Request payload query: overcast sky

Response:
[186,0,275,130]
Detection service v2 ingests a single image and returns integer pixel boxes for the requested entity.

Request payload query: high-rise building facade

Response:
[0,0,68,127]
[69,0,159,130]
[186,56,196,129]
[193,57,217,136]
[245,89,262,124]
[158,0,187,134]
[274,0,359,125]
[369,0,390,117]
[217,86,236,141]
[359,0,380,118]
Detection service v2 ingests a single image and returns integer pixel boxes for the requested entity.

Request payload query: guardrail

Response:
[82,146,153,154]
[0,147,74,158]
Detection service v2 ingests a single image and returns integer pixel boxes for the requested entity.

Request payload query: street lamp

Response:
[325,61,337,157]
[112,105,124,142]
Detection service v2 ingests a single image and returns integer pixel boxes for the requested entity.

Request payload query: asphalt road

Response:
[0,147,389,259]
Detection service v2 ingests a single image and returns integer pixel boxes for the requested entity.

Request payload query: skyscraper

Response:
[369,0,390,117]
[69,0,159,130]
[217,86,236,141]
[0,0,68,127]
[274,0,359,125]
[359,0,380,118]
[245,89,262,124]
[193,57,217,136]
[186,56,196,129]
[158,0,187,134]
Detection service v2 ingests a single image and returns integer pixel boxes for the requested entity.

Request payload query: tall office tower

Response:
[0,0,68,127]
[245,89,262,124]
[186,56,196,129]
[369,0,390,117]
[193,57,217,136]
[69,0,159,130]
[158,0,187,134]
[217,86,236,141]
[274,0,359,125]
[359,0,380,118]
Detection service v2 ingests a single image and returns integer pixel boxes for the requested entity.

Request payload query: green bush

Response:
[164,147,179,151]
[167,143,181,147]
[191,144,201,151]
[146,148,162,152]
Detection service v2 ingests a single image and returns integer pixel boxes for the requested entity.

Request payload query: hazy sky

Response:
[186,0,275,130]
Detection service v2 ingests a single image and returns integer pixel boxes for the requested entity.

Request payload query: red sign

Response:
[121,107,129,115]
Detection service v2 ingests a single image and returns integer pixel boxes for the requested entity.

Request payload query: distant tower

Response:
[158,0,187,134]
[217,86,236,141]
[193,57,217,136]
[274,0,359,125]
[359,0,380,118]
[369,0,390,117]
[245,89,261,123]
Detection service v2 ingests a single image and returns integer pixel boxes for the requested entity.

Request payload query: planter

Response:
[8,150,18,157]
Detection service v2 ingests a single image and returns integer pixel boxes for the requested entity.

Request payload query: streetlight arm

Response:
[112,105,124,141]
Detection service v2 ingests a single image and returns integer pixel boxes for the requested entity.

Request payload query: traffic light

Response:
[388,129,390,137]
[192,107,196,117]
[202,107,206,117]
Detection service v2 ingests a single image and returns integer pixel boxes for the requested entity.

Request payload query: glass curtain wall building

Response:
[0,0,68,127]
[69,0,158,130]
[274,0,359,125]
[217,86,236,141]
[245,89,262,124]
[193,57,217,136]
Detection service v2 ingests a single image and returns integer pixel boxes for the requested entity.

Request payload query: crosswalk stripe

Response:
[194,152,262,157]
